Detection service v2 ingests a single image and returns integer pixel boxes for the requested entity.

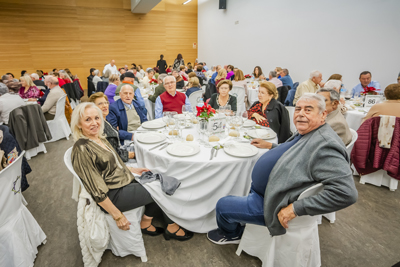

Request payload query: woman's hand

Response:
[115,213,131,231]
[128,152,135,159]
[251,139,272,149]
[129,167,150,175]
[252,113,266,123]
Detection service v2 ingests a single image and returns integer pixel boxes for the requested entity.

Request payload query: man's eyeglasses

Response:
[164,81,176,86]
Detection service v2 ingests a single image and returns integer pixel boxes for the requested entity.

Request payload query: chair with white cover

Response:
[0,151,47,267]
[114,96,121,101]
[236,183,323,267]
[189,90,203,109]
[46,95,71,143]
[285,106,296,133]
[359,170,398,191]
[230,86,246,114]
[63,148,147,263]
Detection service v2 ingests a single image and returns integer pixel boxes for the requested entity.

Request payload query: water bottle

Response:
[197,97,204,107]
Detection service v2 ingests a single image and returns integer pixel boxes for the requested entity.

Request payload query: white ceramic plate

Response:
[136,132,166,144]
[166,142,200,157]
[224,143,259,158]
[176,89,185,92]
[174,114,190,119]
[247,129,277,140]
[142,120,166,129]
[243,120,256,127]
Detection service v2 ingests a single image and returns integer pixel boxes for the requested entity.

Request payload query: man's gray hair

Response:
[147,68,155,74]
[163,75,176,84]
[269,71,277,78]
[316,88,340,102]
[158,74,167,82]
[30,73,39,80]
[94,69,99,75]
[310,70,321,79]
[297,93,326,114]
[120,84,135,93]
[1,74,9,82]
[0,83,9,95]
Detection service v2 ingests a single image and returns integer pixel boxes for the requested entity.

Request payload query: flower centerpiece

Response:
[150,79,158,86]
[244,74,252,79]
[196,103,216,121]
[360,87,378,95]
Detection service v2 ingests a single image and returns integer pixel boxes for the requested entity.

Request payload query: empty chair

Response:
[0,151,47,267]
[236,183,323,267]
[230,86,246,114]
[188,90,203,108]
[46,95,71,142]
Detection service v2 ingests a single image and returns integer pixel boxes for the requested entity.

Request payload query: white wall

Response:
[198,0,400,90]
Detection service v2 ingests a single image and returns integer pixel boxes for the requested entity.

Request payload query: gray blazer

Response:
[264,123,358,236]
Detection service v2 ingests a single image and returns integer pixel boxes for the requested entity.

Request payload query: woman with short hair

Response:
[214,69,227,92]
[208,79,237,112]
[141,69,156,89]
[71,102,193,240]
[179,65,189,81]
[104,74,121,104]
[19,75,40,99]
[248,81,291,143]
[185,77,201,97]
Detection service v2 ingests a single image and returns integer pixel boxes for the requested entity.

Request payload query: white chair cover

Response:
[36,85,46,91]
[359,169,398,191]
[46,95,71,143]
[63,148,147,262]
[230,86,246,114]
[0,151,47,267]
[25,142,47,160]
[236,183,323,267]
[114,96,120,101]
[70,99,77,110]
[285,106,296,133]
[188,90,203,109]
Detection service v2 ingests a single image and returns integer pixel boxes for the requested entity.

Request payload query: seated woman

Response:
[88,92,135,162]
[207,94,358,244]
[141,69,156,89]
[324,74,347,114]
[248,81,291,143]
[252,66,263,80]
[214,69,227,93]
[71,102,193,240]
[104,74,120,105]
[185,77,202,97]
[362,83,400,123]
[232,69,249,99]
[208,80,237,112]
[19,75,40,99]
[179,65,189,81]
[172,70,185,89]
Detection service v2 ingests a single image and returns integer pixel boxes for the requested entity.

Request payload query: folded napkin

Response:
[137,171,181,196]
[378,115,396,149]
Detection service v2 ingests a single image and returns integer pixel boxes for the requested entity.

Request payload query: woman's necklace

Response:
[217,94,230,107]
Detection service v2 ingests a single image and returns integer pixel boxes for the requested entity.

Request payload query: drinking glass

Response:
[170,111,178,119]
[162,112,170,134]
[197,119,207,145]
[167,118,177,140]
[242,111,248,123]
[182,105,188,115]
[177,118,186,140]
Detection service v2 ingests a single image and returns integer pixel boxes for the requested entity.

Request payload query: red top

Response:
[160,91,186,114]
[63,78,71,84]
[58,78,66,87]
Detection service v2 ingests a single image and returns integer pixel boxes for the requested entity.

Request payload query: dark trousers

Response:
[107,181,173,224]
[216,189,266,238]
[44,112,55,121]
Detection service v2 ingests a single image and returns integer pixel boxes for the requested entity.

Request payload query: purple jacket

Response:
[104,83,117,104]
[226,71,234,80]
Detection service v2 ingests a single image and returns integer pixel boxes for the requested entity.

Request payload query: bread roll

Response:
[209,135,220,142]
[168,130,179,135]
[229,130,240,137]
[186,134,194,141]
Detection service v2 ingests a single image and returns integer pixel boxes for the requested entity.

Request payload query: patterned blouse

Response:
[248,102,270,127]
[19,86,40,99]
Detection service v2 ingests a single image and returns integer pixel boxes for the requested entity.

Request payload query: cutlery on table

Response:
[159,143,170,150]
[149,142,167,151]
[209,148,215,160]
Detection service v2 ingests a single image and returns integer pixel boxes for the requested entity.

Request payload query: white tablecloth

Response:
[134,119,277,233]
[344,101,370,131]
[143,96,155,121]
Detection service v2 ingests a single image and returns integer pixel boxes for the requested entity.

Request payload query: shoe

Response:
[141,225,164,236]
[163,226,194,241]
[207,229,241,245]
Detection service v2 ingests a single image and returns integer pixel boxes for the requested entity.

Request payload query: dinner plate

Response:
[173,114,190,119]
[176,89,185,92]
[243,120,256,127]
[142,120,166,129]
[247,129,277,140]
[136,132,166,144]
[166,142,200,157]
[224,143,259,158]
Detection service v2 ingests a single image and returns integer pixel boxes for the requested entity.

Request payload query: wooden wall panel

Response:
[0,0,197,88]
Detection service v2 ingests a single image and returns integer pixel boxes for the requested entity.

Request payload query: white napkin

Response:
[378,115,396,149]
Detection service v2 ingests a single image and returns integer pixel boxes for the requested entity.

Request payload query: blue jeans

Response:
[216,189,266,238]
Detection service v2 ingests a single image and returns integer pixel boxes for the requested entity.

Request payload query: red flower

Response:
[361,86,377,95]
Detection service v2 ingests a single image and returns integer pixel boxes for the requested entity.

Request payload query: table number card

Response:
[208,116,227,134]
[364,95,382,107]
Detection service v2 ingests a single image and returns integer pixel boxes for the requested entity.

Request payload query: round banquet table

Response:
[133,118,277,233]
[343,101,370,131]
[247,87,259,106]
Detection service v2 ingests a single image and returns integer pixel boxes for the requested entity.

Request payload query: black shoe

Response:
[141,225,164,236]
[163,226,194,241]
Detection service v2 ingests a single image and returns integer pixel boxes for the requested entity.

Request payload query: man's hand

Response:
[277,204,297,229]
[251,138,272,149]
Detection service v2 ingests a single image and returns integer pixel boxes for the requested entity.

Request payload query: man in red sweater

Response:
[155,76,192,118]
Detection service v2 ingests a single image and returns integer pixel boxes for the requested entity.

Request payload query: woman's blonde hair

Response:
[215,68,227,81]
[234,69,245,81]
[109,74,119,84]
[70,102,105,141]
[189,76,200,87]
[104,69,112,78]
[60,70,73,82]
[259,81,278,99]
[20,75,35,87]
[88,92,108,103]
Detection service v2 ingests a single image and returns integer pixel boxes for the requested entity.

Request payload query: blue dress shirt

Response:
[351,81,381,97]
[155,91,192,119]
[210,72,218,85]
[134,88,145,109]
[279,75,294,90]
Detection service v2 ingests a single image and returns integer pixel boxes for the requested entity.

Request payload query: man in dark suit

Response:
[30,73,48,90]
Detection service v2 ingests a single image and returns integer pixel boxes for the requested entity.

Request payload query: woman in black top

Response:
[208,79,237,112]
[156,54,167,74]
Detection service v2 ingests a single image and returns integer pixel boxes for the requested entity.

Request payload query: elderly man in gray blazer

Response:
[317,88,352,146]
[207,94,358,244]
[0,82,25,125]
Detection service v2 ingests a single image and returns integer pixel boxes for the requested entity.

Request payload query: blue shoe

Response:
[207,229,241,245]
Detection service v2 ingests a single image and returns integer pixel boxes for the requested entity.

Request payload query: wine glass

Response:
[182,105,188,115]
[197,119,207,145]
[177,118,186,140]
[167,118,176,141]
[242,111,248,123]
[170,111,178,120]
[162,112,170,134]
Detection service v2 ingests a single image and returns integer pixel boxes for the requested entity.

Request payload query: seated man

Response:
[115,72,145,111]
[279,68,294,89]
[148,74,167,103]
[39,77,66,121]
[293,70,323,105]
[0,82,25,125]
[317,89,352,146]
[207,94,357,244]
[209,65,221,85]
[155,76,191,119]
[107,85,148,143]
[351,71,381,97]
[30,73,47,90]
[37,75,51,106]
[268,70,283,88]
